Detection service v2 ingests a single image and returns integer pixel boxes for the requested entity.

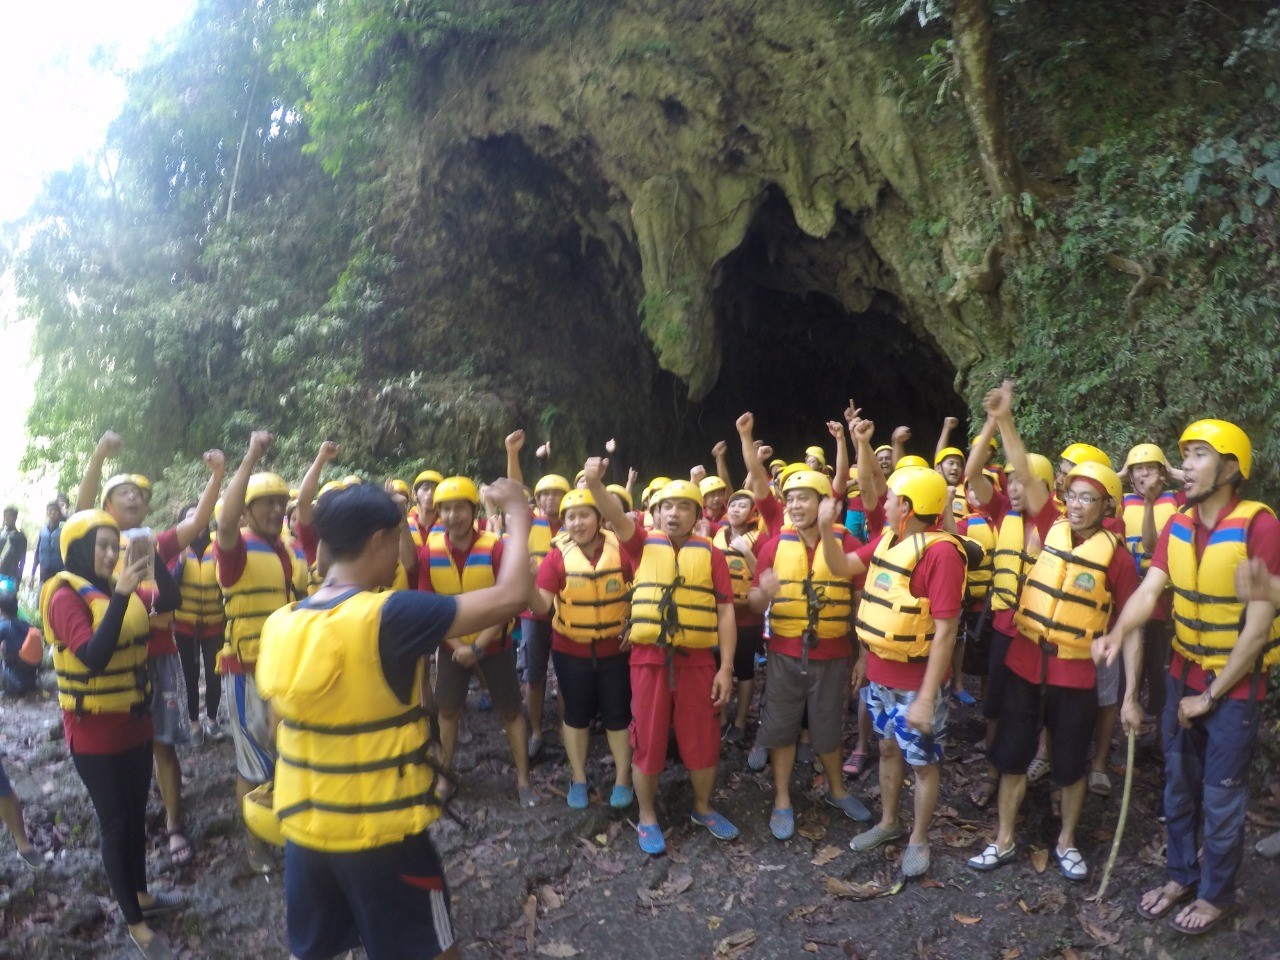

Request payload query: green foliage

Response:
[638,276,694,361]
[976,83,1280,503]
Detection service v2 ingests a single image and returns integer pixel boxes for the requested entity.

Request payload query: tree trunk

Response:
[225,64,261,224]
[951,0,1029,245]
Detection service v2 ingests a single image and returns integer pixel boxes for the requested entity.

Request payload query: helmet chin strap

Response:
[1186,462,1234,506]
[896,505,916,540]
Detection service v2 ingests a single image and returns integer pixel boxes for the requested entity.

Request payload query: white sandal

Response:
[967,842,1017,871]
[1054,845,1088,881]
[1026,757,1051,785]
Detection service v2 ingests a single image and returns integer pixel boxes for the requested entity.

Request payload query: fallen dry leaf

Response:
[953,913,982,925]
[1080,919,1119,946]
[811,844,843,866]
[713,928,757,958]
[788,904,819,921]
[1030,847,1049,873]
[921,878,945,889]
[522,895,538,949]
[825,876,904,901]
[535,944,580,958]
[1000,950,1021,960]
[707,916,723,930]
[539,886,563,910]
[804,944,819,954]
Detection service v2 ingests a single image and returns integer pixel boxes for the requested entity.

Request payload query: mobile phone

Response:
[124,527,155,567]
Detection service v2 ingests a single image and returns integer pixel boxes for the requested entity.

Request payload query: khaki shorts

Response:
[756,651,852,756]
[434,644,522,717]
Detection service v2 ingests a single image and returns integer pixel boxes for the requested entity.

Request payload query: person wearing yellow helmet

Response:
[699,474,730,527]
[504,428,571,759]
[76,429,226,872]
[255,480,533,960]
[961,382,1061,806]
[404,471,537,808]
[214,432,312,874]
[714,488,765,746]
[526,483,636,811]
[1094,418,1280,933]
[815,463,966,877]
[748,468,873,840]
[804,445,827,472]
[1055,442,1112,508]
[42,508,184,956]
[1117,442,1185,802]
[584,457,739,853]
[969,460,1140,883]
[407,469,445,547]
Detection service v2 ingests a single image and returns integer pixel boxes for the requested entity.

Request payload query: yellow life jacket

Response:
[1122,492,1179,574]
[990,512,1041,613]
[712,525,758,606]
[963,514,997,601]
[1013,521,1119,659]
[552,532,630,642]
[628,533,720,649]
[390,563,409,592]
[1167,500,1280,671]
[257,591,438,852]
[768,528,852,640]
[855,532,964,662]
[950,484,969,523]
[174,542,223,632]
[528,514,556,565]
[221,531,310,668]
[426,530,498,645]
[40,573,151,714]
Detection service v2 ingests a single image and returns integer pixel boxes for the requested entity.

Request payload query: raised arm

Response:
[173,450,226,549]
[736,412,772,500]
[986,380,1048,516]
[851,417,886,504]
[505,429,525,484]
[296,441,340,527]
[830,419,850,499]
[891,425,911,469]
[935,416,959,463]
[76,430,124,511]
[584,456,635,543]
[712,440,732,489]
[818,497,868,580]
[964,414,999,506]
[216,431,272,551]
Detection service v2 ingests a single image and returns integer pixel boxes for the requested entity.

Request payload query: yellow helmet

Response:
[388,479,411,498]
[767,459,786,472]
[559,488,598,516]
[60,509,119,562]
[289,488,300,500]
[1004,454,1056,491]
[972,436,999,453]
[648,476,672,492]
[246,472,290,506]
[874,445,894,456]
[573,470,587,486]
[435,476,479,506]
[1121,443,1171,473]
[727,488,756,507]
[1059,442,1112,469]
[413,469,443,490]
[1066,461,1123,506]
[101,474,152,508]
[934,447,966,467]
[781,469,833,499]
[242,782,285,848]
[317,479,348,500]
[699,476,728,497]
[776,462,808,490]
[652,479,703,510]
[896,454,930,470]
[1179,419,1252,479]
[606,484,633,511]
[804,446,827,468]
[887,466,948,516]
[534,474,571,495]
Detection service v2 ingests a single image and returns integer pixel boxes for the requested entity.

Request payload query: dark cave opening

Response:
[669,188,968,472]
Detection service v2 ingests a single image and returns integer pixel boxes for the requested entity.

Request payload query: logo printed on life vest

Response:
[1073,572,1096,592]
[874,572,893,591]
[605,577,623,594]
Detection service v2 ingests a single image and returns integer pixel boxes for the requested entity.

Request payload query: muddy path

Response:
[2,675,1279,960]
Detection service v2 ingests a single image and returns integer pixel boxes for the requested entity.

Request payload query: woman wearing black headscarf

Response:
[40,509,183,960]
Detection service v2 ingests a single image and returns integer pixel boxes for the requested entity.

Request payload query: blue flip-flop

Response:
[770,807,795,841]
[637,823,666,856]
[567,782,589,809]
[690,810,740,841]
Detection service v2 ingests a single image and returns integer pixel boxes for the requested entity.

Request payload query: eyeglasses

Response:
[1063,491,1102,505]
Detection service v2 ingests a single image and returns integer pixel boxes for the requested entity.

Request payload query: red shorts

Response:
[629,650,720,776]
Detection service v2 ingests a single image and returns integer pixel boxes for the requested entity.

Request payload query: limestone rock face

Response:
[377,0,997,469]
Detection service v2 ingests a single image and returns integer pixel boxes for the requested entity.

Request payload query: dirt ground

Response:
[3,671,1280,960]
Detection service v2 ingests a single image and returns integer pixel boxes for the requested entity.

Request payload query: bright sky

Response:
[0,0,195,517]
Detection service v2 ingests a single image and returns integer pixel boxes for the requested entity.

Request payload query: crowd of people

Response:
[2,379,1280,958]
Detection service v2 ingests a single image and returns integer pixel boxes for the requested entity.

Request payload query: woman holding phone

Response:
[40,510,184,959]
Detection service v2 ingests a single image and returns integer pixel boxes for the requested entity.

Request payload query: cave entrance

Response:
[677,187,966,468]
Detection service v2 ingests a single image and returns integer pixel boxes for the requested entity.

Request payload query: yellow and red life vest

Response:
[1121,491,1179,574]
[628,533,719,649]
[1167,500,1280,672]
[990,512,1041,613]
[552,532,630,642]
[855,532,964,662]
[220,531,311,668]
[1013,521,1120,659]
[40,573,151,714]
[712,526,758,606]
[767,528,852,640]
[174,542,223,634]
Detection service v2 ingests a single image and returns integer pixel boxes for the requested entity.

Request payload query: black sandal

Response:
[167,829,193,868]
